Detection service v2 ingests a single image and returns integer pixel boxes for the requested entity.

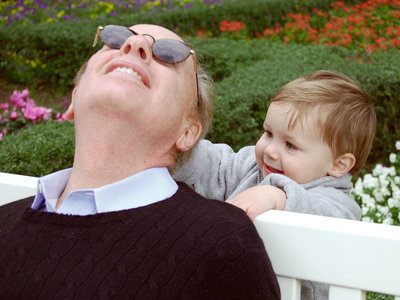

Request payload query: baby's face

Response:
[255,102,335,184]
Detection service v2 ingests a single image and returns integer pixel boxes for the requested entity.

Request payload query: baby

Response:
[173,70,376,221]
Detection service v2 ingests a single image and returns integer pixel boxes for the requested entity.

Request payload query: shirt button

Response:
[38,183,43,194]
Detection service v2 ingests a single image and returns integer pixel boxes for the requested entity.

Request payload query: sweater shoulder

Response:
[0,197,33,225]
[176,182,253,223]
[175,182,263,243]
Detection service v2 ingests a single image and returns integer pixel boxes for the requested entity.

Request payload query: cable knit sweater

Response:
[0,183,280,300]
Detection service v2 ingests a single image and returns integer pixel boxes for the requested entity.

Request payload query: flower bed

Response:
[0,0,223,26]
[258,0,400,54]
[0,89,67,140]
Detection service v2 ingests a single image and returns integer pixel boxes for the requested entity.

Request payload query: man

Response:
[0,24,280,299]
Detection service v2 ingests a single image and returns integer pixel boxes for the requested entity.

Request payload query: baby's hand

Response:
[226,185,287,221]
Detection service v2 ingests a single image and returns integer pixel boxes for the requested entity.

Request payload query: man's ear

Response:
[328,153,356,177]
[65,88,77,121]
[175,121,202,152]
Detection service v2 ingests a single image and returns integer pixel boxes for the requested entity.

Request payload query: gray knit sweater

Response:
[173,140,362,300]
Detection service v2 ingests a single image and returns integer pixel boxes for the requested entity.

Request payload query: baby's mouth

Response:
[264,164,284,175]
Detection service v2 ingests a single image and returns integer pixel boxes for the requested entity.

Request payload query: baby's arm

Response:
[227,185,287,221]
[264,174,361,220]
[173,139,257,200]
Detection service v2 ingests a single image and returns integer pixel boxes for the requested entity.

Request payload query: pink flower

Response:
[0,103,9,111]
[2,128,7,135]
[10,90,26,108]
[56,112,67,122]
[20,89,29,100]
[9,111,19,119]
[23,100,52,123]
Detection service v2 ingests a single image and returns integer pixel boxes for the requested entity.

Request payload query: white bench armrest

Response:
[0,172,38,205]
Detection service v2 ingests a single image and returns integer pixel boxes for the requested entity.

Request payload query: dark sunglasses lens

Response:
[153,39,190,63]
[101,25,135,49]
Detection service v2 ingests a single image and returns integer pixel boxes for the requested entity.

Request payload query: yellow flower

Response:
[57,10,65,19]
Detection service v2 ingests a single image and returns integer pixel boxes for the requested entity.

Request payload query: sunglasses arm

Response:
[92,26,104,48]
[190,50,200,106]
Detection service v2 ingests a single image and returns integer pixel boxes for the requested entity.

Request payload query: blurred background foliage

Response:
[0,0,398,177]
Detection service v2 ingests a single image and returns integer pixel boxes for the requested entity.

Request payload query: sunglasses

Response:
[92,25,199,106]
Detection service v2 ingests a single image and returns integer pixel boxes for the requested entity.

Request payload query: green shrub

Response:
[0,121,75,176]
[0,21,95,95]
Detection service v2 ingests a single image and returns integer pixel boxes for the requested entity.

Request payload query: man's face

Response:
[255,103,335,184]
[72,24,198,148]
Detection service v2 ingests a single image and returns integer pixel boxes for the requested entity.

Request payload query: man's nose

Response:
[120,35,152,64]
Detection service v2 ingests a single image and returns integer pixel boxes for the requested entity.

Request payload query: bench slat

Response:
[255,210,400,297]
[329,285,365,300]
[277,276,301,300]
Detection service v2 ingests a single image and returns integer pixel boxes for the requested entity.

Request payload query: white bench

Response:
[1,172,400,299]
[0,172,38,206]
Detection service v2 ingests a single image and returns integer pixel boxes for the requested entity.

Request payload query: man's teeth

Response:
[113,67,142,80]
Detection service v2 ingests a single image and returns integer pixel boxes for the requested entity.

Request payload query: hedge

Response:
[0,121,75,177]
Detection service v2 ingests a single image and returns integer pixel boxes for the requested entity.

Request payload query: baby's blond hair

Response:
[271,70,376,173]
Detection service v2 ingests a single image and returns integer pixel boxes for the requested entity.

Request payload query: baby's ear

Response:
[328,153,356,178]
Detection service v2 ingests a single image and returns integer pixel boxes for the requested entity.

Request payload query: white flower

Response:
[388,198,400,208]
[383,216,393,225]
[363,174,379,189]
[393,189,400,201]
[362,206,370,215]
[378,205,389,215]
[373,189,384,203]
[362,216,373,223]
[372,164,383,176]
[387,166,396,177]
[361,193,375,205]
[396,141,400,151]
[389,153,397,164]
[395,176,400,185]
[378,174,389,188]
[353,178,364,195]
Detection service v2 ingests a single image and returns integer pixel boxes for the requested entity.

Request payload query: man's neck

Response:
[57,140,174,209]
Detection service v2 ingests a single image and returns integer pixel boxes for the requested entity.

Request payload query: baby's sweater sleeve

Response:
[262,173,361,220]
[173,139,256,200]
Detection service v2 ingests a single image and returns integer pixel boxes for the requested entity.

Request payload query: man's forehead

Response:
[130,24,183,42]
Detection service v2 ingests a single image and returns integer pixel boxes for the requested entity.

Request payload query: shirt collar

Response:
[32,167,178,215]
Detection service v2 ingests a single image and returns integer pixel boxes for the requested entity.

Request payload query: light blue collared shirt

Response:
[31,167,178,216]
